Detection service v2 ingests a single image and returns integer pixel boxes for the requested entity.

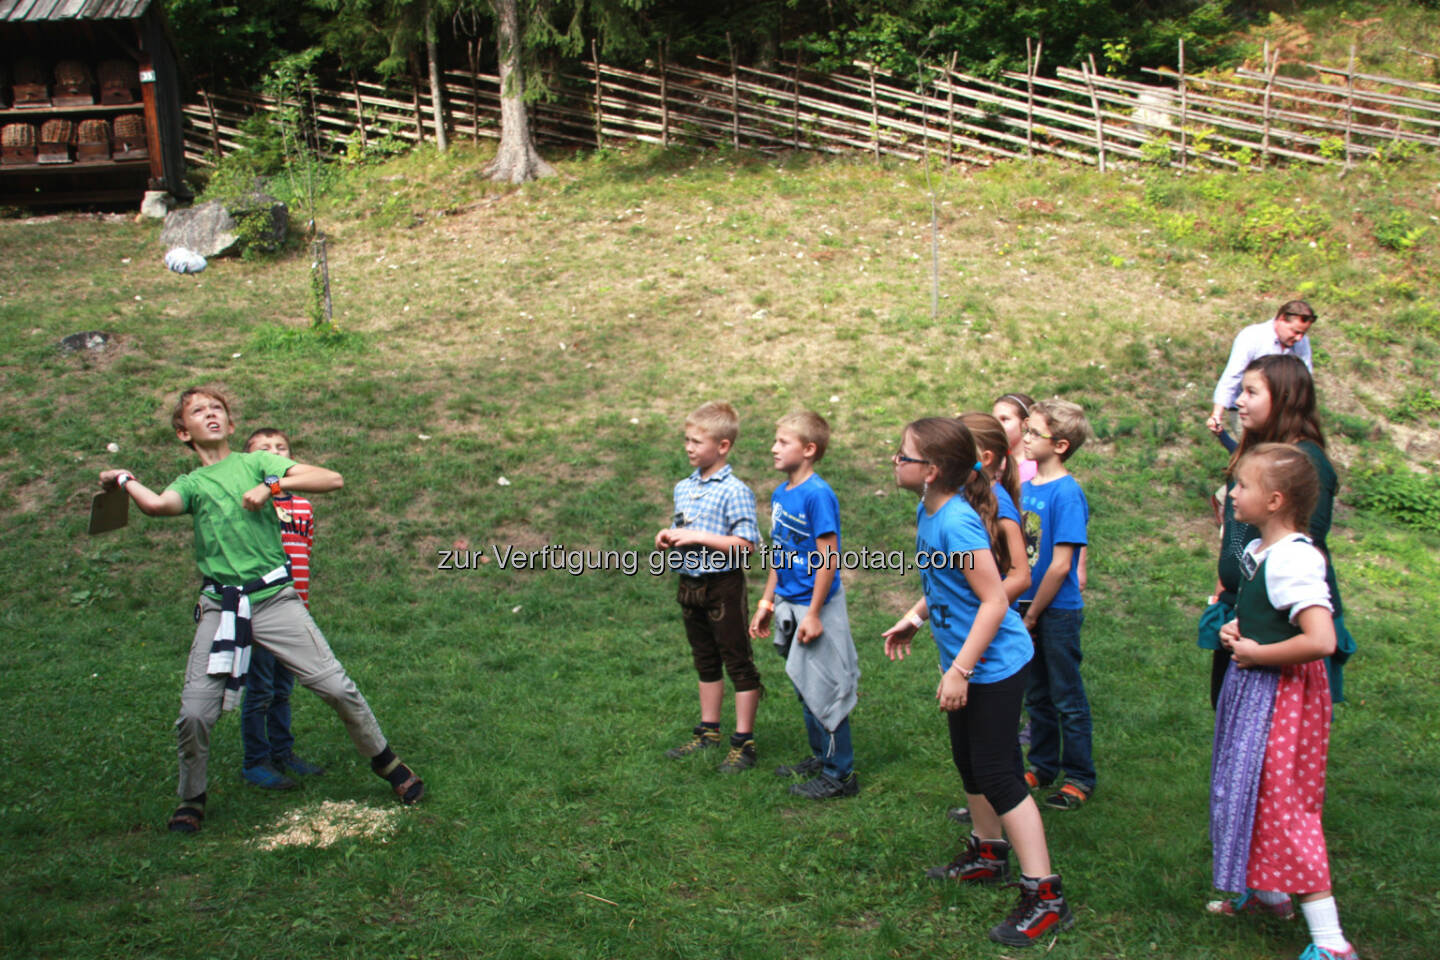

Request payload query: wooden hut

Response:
[1,0,187,206]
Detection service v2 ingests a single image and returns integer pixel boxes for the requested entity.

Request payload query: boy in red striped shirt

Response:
[239,428,324,790]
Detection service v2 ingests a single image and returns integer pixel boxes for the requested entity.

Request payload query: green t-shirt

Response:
[166,451,298,601]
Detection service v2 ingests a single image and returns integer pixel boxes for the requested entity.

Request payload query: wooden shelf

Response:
[0,157,149,173]
[0,102,140,118]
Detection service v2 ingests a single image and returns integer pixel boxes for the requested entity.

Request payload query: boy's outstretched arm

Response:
[99,470,183,516]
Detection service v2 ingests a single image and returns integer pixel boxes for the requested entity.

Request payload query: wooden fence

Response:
[182,42,1440,174]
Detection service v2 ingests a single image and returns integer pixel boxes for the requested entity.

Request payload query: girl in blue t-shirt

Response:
[882,417,1073,947]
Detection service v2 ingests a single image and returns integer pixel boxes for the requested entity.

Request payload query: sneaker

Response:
[925,834,1011,883]
[1023,770,1053,790]
[242,761,297,791]
[1299,946,1358,960]
[717,737,756,773]
[788,772,859,799]
[1045,783,1089,810]
[988,875,1075,947]
[774,756,822,778]
[1206,889,1296,919]
[946,806,972,824]
[665,725,722,759]
[274,754,326,777]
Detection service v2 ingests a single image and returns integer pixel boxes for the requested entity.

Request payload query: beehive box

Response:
[76,118,110,161]
[1,122,37,164]
[112,113,147,159]
[53,60,94,107]
[38,117,73,163]
[12,58,49,107]
[97,59,139,105]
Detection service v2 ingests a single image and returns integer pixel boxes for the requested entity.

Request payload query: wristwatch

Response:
[265,475,284,497]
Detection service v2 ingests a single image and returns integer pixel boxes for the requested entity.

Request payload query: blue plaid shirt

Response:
[671,463,760,575]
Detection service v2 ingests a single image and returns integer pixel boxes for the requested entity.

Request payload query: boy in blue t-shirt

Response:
[749,411,860,800]
[1018,399,1094,810]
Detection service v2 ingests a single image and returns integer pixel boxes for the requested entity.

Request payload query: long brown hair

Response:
[1226,355,1325,478]
[907,417,1008,571]
[961,411,1020,512]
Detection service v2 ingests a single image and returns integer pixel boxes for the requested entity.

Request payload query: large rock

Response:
[160,194,288,257]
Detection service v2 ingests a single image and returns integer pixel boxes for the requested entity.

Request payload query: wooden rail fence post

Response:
[946,52,957,164]
[202,88,221,159]
[592,38,603,148]
[1083,56,1107,172]
[349,70,368,149]
[1178,39,1189,171]
[869,62,880,159]
[1261,41,1276,167]
[1343,42,1357,173]
[659,39,670,147]
[727,32,739,148]
[1025,39,1036,159]
[793,53,802,149]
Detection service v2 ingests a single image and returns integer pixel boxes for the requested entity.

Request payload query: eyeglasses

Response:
[893,452,931,465]
[1022,427,1052,440]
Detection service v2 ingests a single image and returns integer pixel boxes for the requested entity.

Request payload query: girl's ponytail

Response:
[961,458,1008,572]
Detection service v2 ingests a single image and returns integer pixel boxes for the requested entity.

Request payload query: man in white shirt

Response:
[1207,300,1317,434]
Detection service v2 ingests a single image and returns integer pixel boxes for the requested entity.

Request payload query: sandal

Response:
[393,772,425,805]
[167,803,204,834]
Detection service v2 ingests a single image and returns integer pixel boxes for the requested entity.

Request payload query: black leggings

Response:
[947,665,1031,817]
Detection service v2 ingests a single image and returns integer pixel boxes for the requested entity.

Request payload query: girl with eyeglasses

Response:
[881,417,1073,947]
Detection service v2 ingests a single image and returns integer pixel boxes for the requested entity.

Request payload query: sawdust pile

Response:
[255,800,398,850]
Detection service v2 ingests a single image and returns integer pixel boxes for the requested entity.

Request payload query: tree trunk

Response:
[486,0,554,182]
[426,2,448,152]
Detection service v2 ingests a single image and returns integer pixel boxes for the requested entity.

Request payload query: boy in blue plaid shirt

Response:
[655,401,763,772]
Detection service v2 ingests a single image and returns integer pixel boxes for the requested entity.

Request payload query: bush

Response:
[1349,465,1440,533]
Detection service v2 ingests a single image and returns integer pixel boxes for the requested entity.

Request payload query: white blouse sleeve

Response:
[1263,538,1333,622]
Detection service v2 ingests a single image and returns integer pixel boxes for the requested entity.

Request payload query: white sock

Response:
[1300,896,1348,951]
[1254,889,1290,906]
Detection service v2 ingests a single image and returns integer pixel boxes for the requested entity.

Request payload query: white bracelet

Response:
[904,611,925,630]
[116,472,133,488]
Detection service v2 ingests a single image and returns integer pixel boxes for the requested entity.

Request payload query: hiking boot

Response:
[242,761,297,790]
[1206,889,1296,919]
[666,725,723,759]
[1045,783,1090,810]
[717,736,756,773]
[925,834,1011,883]
[946,806,972,824]
[774,755,823,778]
[773,756,822,778]
[989,874,1075,947]
[788,772,859,799]
[275,753,326,777]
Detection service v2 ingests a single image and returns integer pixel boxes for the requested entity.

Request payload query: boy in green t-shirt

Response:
[99,387,424,833]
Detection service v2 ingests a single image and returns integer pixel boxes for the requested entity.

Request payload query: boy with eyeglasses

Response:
[1208,300,1316,439]
[1016,400,1094,811]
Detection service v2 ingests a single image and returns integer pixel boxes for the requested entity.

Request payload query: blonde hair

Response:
[1030,399,1091,462]
[776,410,830,462]
[686,401,740,444]
[1237,442,1319,530]
[171,387,234,450]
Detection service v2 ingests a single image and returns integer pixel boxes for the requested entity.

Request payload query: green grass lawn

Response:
[2,136,1438,959]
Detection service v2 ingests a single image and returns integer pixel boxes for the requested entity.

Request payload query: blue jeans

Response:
[240,644,296,769]
[799,689,853,780]
[1024,607,1095,792]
